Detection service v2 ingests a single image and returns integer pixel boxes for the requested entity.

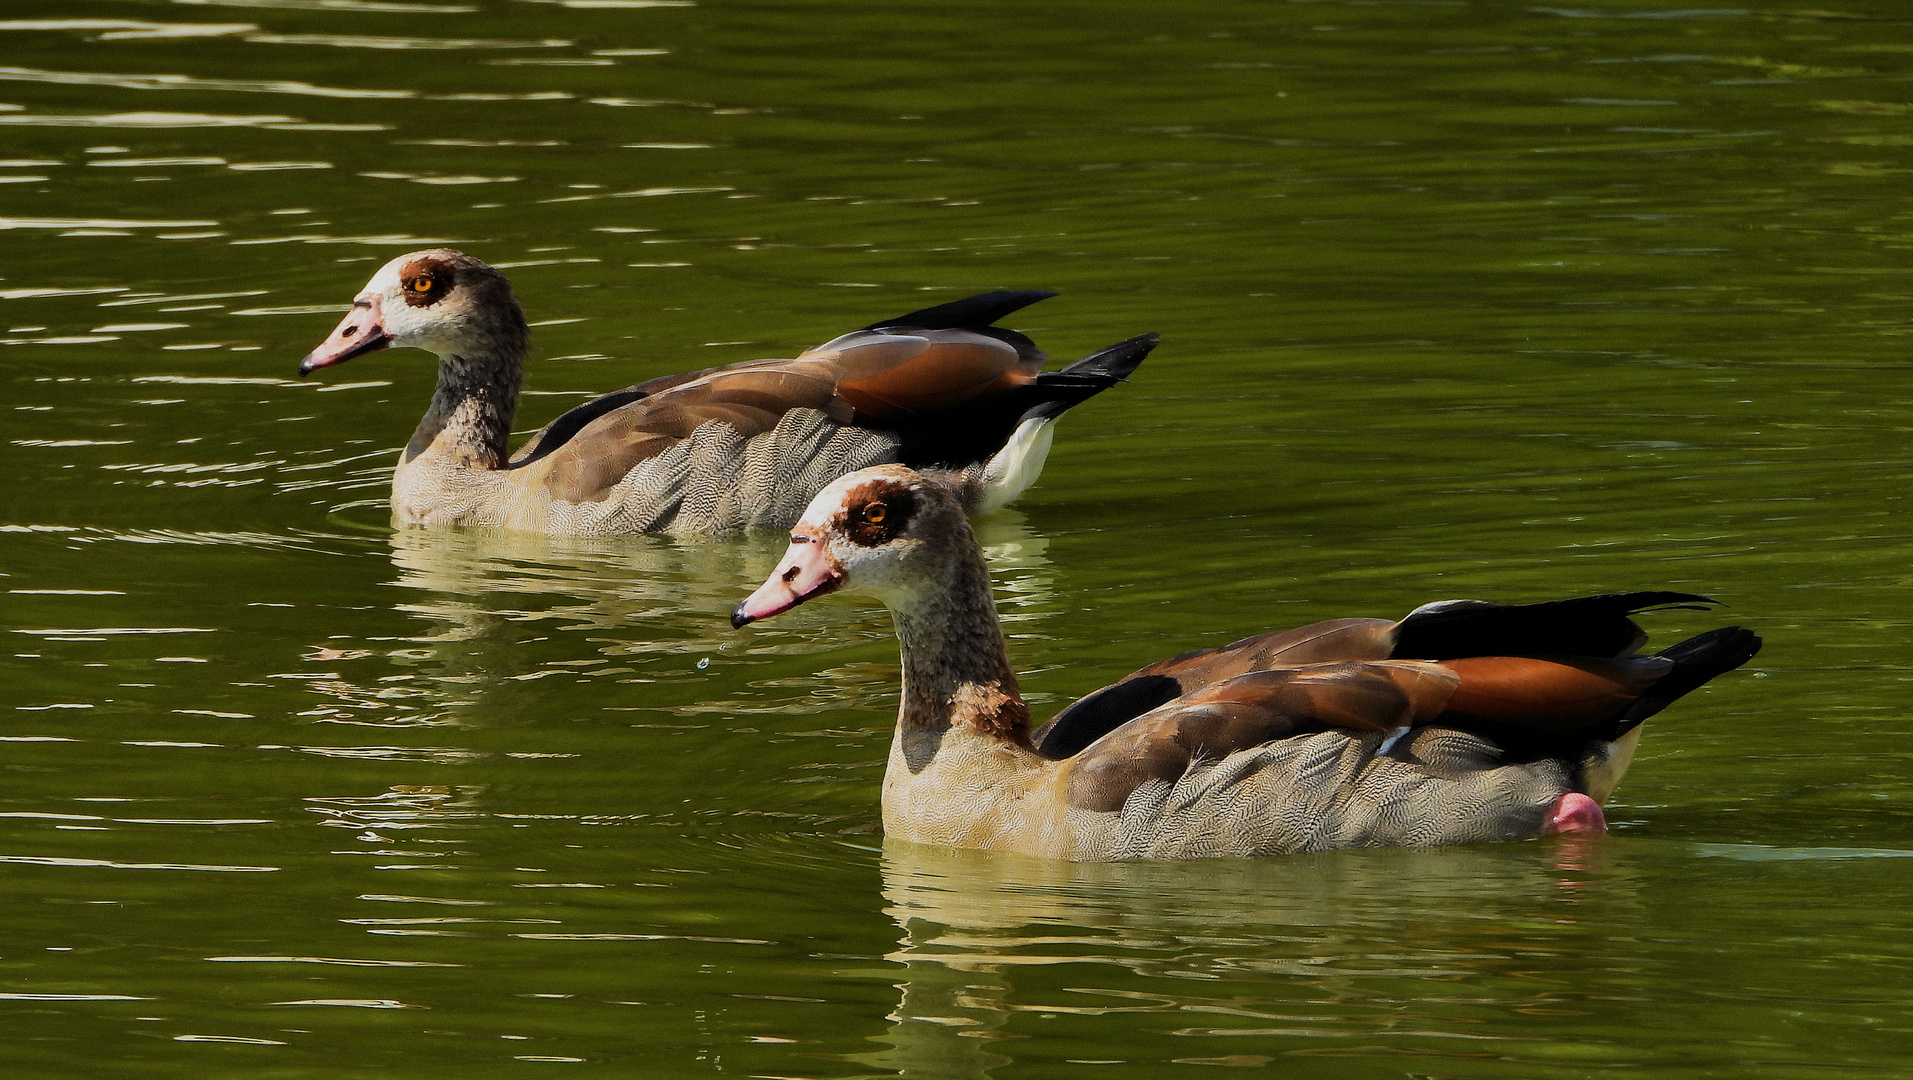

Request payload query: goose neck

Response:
[407,347,523,469]
[889,546,1030,751]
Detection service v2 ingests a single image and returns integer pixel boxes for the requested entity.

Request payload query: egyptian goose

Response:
[298,250,1155,534]
[732,466,1762,860]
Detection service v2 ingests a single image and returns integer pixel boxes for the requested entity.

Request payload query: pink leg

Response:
[1543,792,1607,835]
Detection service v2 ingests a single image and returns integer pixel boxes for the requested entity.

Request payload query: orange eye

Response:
[864,502,886,524]
[409,276,434,293]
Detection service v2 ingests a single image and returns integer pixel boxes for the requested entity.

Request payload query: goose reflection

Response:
[862,836,1638,1076]
[387,524,771,645]
[314,514,1057,724]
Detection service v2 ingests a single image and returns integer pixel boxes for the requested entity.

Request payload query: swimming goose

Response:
[298,250,1155,535]
[732,466,1761,860]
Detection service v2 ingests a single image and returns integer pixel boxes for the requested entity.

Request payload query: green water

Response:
[3,0,1912,1075]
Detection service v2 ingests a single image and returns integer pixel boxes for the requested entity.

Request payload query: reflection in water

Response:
[305,785,481,869]
[386,521,770,648]
[374,512,1054,717]
[299,524,778,725]
[386,506,1052,621]
[865,837,1640,1076]
[286,516,1056,897]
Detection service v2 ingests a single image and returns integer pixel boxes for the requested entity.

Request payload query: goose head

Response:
[299,249,527,376]
[732,466,973,627]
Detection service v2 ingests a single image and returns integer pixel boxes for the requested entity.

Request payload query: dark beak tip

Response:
[729,605,755,630]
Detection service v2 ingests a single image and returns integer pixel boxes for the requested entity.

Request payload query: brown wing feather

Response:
[608,358,796,401]
[1060,661,1459,812]
[526,366,845,503]
[1129,618,1402,686]
[1031,618,1403,757]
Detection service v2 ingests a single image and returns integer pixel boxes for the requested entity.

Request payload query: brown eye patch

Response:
[836,480,916,547]
[395,256,454,308]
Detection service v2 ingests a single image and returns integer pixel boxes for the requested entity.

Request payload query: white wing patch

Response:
[976,414,1056,514]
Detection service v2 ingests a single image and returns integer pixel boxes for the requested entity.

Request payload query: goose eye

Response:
[839,486,913,547]
[409,276,435,293]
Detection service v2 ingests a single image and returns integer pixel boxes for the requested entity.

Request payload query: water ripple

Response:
[1534,6,1750,19]
[0,855,277,871]
[513,933,774,944]
[271,998,424,1008]
[357,893,494,906]
[244,33,571,50]
[293,745,481,763]
[0,111,383,130]
[14,626,216,636]
[1694,843,1913,862]
[18,525,362,557]
[100,290,268,307]
[524,1,693,8]
[206,955,458,966]
[228,233,460,246]
[358,171,520,185]
[538,185,732,203]
[0,993,154,1001]
[1,218,214,231]
[175,0,478,11]
[0,20,255,40]
[0,65,411,100]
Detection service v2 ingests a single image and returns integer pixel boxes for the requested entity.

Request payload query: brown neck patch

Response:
[929,681,1031,747]
[973,693,1032,745]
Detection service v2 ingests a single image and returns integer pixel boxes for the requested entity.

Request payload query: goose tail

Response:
[972,334,1159,512]
[1615,625,1763,734]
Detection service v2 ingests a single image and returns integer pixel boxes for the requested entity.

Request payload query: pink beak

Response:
[299,297,392,377]
[732,537,843,628]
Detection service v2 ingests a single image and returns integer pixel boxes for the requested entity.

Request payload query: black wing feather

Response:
[1390,591,1715,661]
[863,290,1057,332]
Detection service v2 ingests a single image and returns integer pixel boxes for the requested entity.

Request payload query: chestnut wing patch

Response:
[827,330,1034,421]
[1060,661,1459,812]
[1436,655,1673,729]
